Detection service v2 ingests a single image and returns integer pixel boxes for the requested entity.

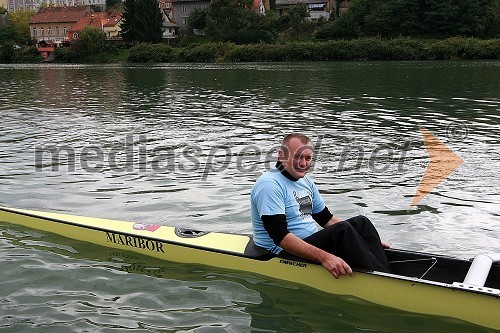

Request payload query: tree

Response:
[188,8,208,30]
[135,0,163,43]
[106,0,123,11]
[334,0,345,19]
[6,10,36,44]
[78,26,106,55]
[286,3,309,40]
[121,0,137,43]
[121,0,162,44]
[186,0,278,43]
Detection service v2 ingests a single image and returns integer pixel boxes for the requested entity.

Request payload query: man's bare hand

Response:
[381,241,392,249]
[320,253,353,279]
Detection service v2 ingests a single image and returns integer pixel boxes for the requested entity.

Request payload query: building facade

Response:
[5,0,108,12]
[275,0,334,20]
[29,5,91,43]
[7,0,79,12]
[170,0,209,29]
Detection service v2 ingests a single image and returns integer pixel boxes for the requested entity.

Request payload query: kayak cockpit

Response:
[387,249,500,292]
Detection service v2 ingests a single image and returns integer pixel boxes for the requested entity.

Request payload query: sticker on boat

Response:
[133,223,160,232]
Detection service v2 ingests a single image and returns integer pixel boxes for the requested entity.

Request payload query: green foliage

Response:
[314,11,362,40]
[188,8,208,30]
[0,43,42,63]
[77,26,106,55]
[178,42,236,62]
[315,0,499,40]
[5,10,36,44]
[0,24,15,44]
[286,3,309,40]
[334,0,346,18]
[122,0,163,44]
[203,0,276,44]
[54,44,129,63]
[128,43,175,62]
[0,7,7,14]
[484,0,500,38]
[53,46,81,62]
[135,0,163,43]
[0,41,15,63]
[425,37,500,59]
[120,0,137,43]
[12,45,43,62]
[91,5,102,12]
[106,0,123,11]
[223,37,500,62]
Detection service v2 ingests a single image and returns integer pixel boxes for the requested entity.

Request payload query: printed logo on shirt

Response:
[293,190,313,221]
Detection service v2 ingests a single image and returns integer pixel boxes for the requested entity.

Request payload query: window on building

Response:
[56,27,59,35]
[48,27,51,35]
[64,27,67,35]
[40,27,44,35]
[308,3,325,11]
[182,17,187,24]
[33,28,37,35]
[182,5,186,12]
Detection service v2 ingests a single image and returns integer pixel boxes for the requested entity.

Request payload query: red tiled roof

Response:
[103,13,122,27]
[30,6,91,24]
[69,12,108,32]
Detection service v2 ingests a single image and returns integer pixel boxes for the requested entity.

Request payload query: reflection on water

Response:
[0,61,499,331]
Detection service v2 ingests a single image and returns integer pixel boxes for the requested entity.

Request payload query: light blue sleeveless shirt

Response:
[250,167,326,254]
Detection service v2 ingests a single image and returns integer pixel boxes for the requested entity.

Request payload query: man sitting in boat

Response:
[251,133,392,278]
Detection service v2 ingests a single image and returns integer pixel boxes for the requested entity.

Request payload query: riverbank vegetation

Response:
[127,37,500,62]
[0,0,499,63]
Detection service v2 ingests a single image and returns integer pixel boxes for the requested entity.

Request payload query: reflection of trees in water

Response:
[33,67,126,111]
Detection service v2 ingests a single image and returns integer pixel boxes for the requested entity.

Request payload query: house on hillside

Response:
[68,12,108,41]
[29,5,91,44]
[159,0,179,40]
[252,0,270,15]
[37,40,56,61]
[79,0,105,8]
[170,0,210,29]
[102,12,122,40]
[275,0,333,20]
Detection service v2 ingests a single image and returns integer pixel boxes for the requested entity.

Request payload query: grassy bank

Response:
[127,37,500,63]
[3,37,496,64]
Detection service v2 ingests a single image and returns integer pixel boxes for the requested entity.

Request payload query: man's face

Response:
[279,137,313,179]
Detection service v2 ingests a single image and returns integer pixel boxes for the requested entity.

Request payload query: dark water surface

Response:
[1,61,499,332]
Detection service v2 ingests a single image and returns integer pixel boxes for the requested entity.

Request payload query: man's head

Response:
[278,133,313,179]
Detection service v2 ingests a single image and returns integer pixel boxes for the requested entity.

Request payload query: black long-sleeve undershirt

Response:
[261,206,333,245]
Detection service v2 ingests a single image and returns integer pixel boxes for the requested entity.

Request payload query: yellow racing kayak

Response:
[1,206,499,330]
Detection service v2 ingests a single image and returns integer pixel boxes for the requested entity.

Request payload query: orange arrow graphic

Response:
[410,127,464,209]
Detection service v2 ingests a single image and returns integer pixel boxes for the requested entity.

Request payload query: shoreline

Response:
[2,37,499,64]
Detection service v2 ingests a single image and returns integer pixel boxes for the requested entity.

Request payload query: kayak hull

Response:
[1,207,499,330]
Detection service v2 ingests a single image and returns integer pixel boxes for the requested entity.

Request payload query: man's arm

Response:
[323,215,342,227]
[279,233,352,279]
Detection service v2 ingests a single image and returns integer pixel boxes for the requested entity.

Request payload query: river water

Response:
[0,61,499,332]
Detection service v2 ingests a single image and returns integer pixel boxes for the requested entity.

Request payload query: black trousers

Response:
[282,215,392,273]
